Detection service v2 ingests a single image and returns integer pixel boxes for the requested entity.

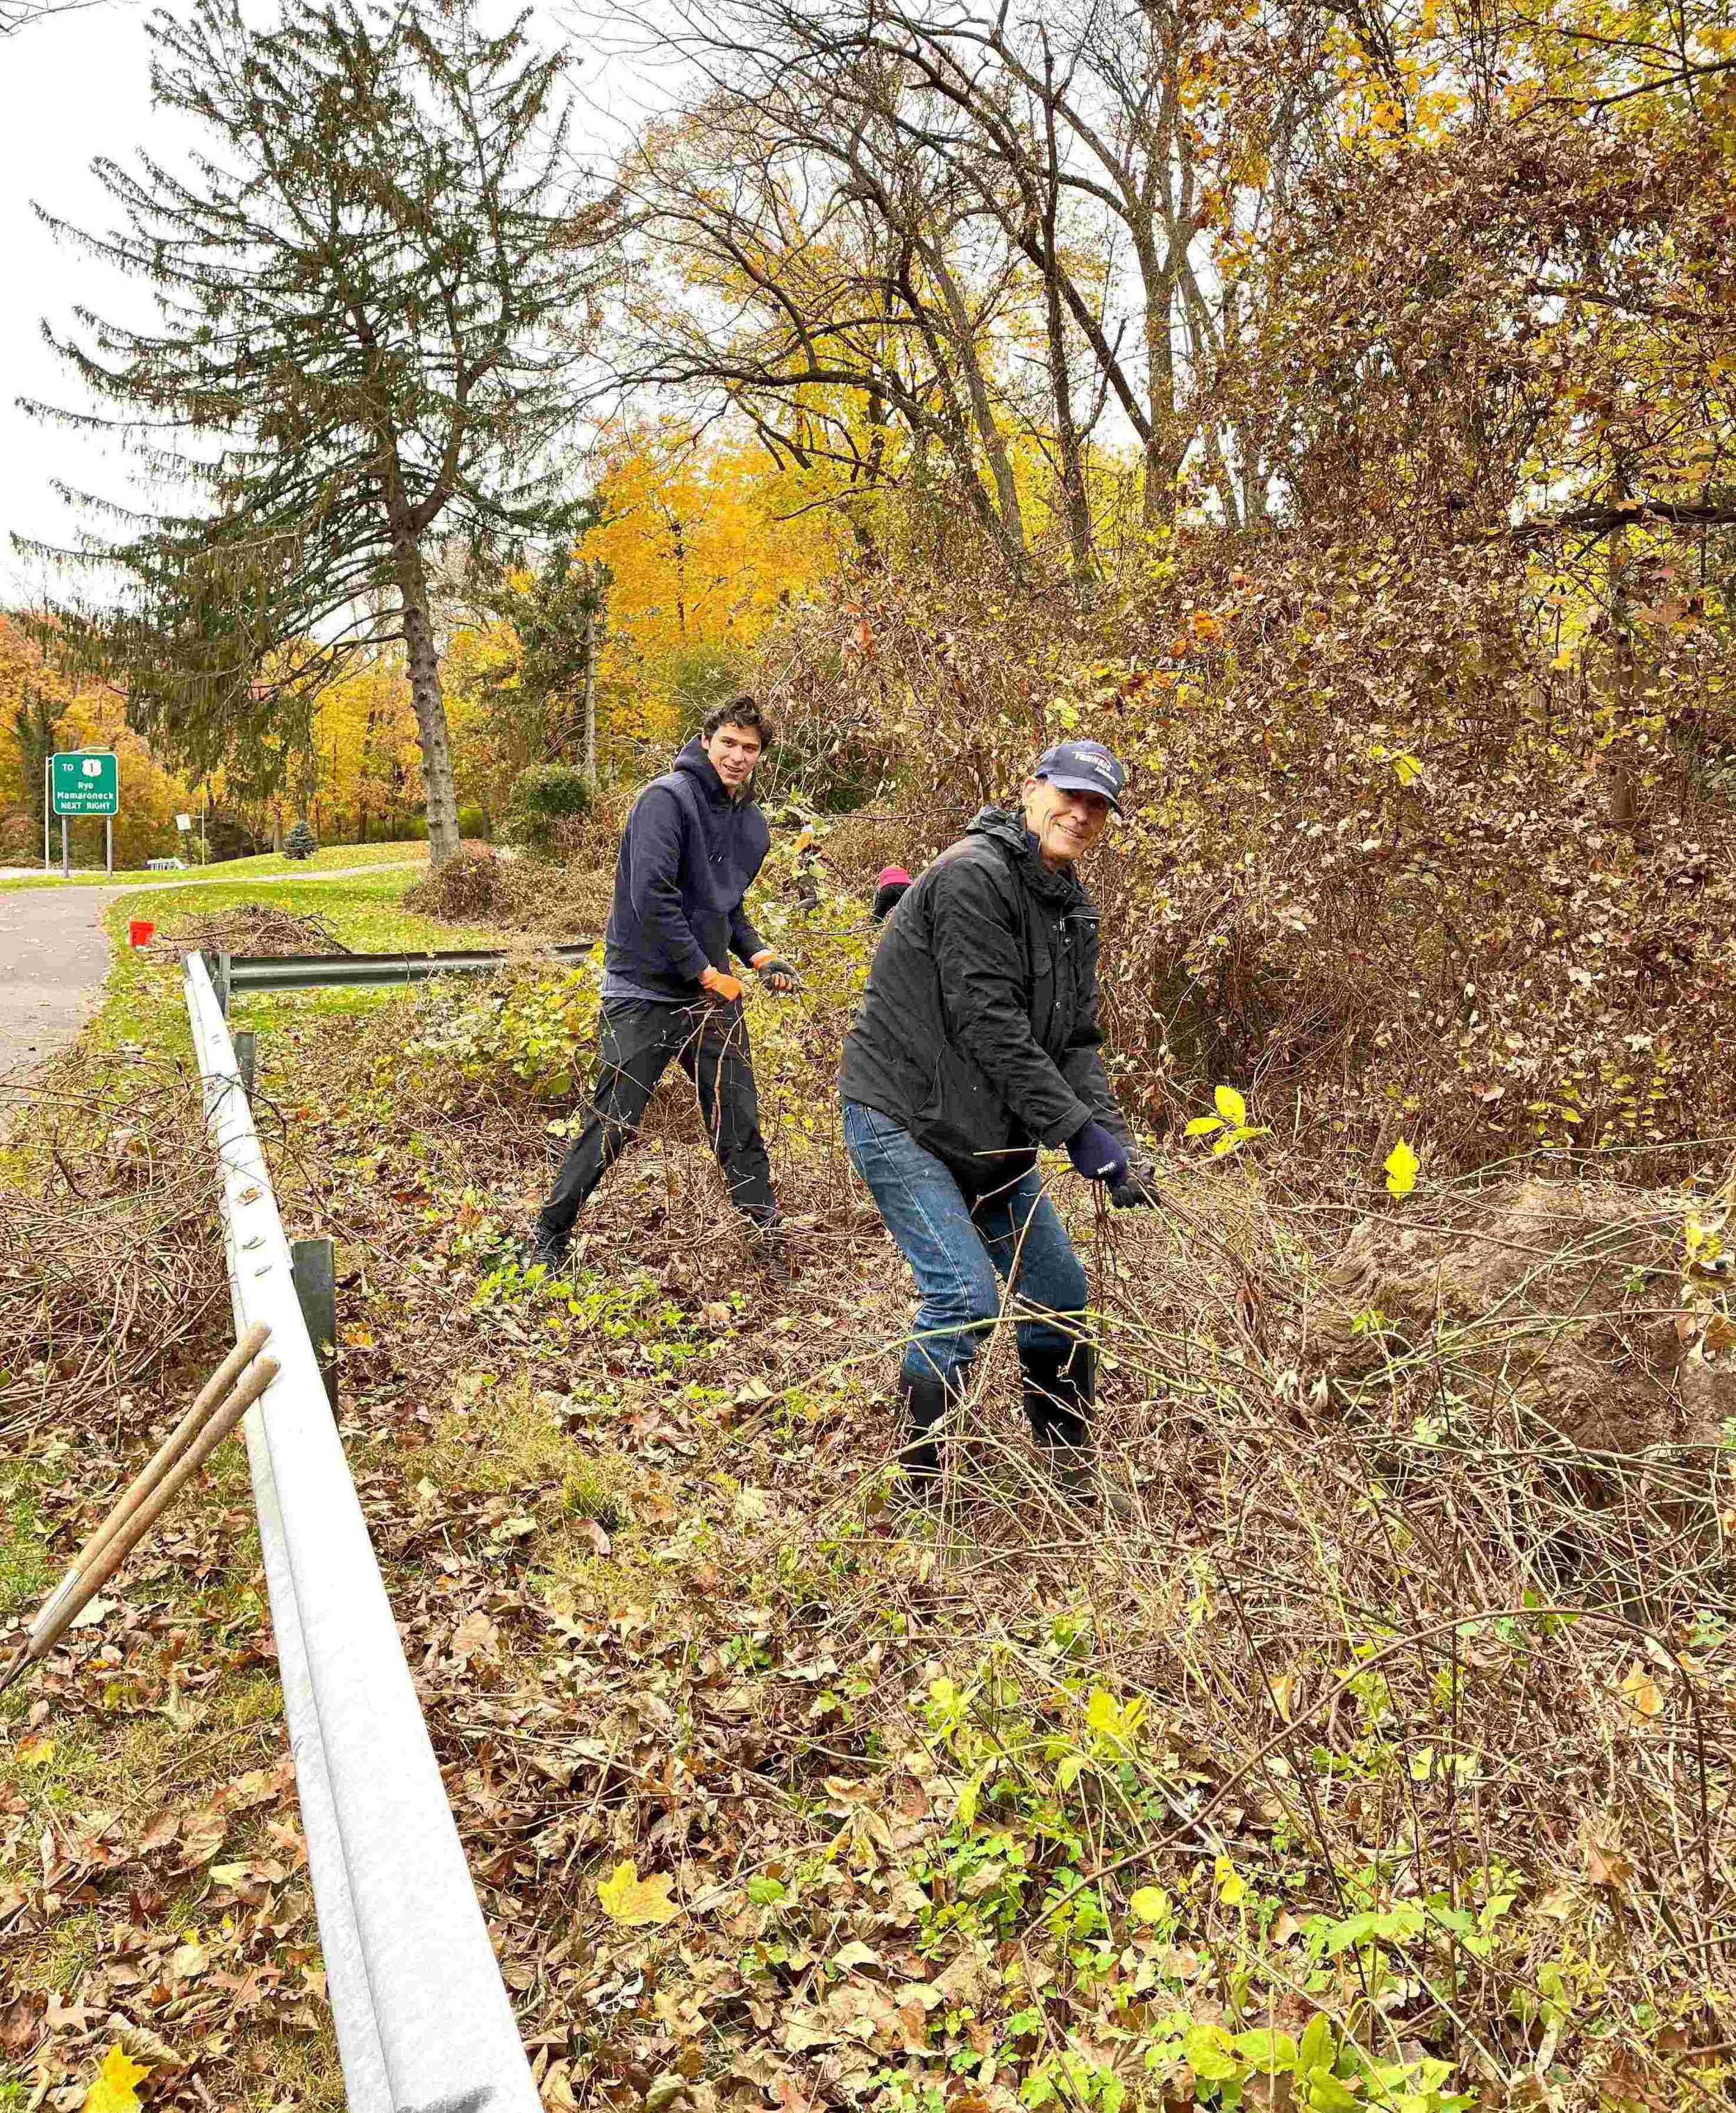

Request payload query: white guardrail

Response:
[184,950,540,2113]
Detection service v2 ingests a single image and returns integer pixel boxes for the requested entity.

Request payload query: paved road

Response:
[0,884,124,1078]
[0,861,424,1080]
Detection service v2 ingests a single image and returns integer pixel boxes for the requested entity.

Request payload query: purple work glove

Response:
[1067,1119,1128,1187]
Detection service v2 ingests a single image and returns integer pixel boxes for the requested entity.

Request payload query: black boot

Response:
[896,1372,955,1494]
[747,1214,792,1283]
[1019,1341,1131,1519]
[1020,1339,1093,1449]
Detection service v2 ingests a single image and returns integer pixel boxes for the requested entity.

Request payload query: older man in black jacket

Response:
[840,740,1155,1506]
[525,696,797,1269]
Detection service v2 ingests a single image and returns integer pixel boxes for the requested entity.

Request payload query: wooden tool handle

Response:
[31,1355,281,1657]
[77,1321,272,1582]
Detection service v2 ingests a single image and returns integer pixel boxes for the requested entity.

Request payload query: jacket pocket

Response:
[915,1041,1003,1170]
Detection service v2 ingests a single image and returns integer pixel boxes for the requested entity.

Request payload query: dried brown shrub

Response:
[760,542,1736,1190]
[1319,1176,1733,1453]
[404,841,512,921]
[165,901,352,956]
[0,1069,228,1448]
[403,843,611,937]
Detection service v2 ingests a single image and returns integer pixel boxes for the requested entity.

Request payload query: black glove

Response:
[751,951,801,992]
[1109,1168,1160,1210]
[1066,1119,1129,1187]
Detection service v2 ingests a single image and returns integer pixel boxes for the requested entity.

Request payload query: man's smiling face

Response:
[704,718,763,792]
[1021,776,1111,868]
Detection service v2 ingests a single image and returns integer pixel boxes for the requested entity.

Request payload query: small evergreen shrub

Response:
[283,819,318,861]
[502,764,592,858]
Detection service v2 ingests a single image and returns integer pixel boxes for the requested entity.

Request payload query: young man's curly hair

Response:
[701,694,773,743]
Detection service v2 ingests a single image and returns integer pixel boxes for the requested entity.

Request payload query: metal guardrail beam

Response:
[211,940,597,1010]
[183,949,540,2113]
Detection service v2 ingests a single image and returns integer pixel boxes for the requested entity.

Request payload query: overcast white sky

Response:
[0,4,172,601]
[0,1,656,609]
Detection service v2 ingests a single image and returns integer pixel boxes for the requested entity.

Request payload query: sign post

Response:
[49,752,120,878]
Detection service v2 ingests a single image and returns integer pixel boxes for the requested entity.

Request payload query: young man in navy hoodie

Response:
[525,697,798,1268]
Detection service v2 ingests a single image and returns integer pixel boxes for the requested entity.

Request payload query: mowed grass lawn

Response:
[87,871,517,1061]
[0,839,433,892]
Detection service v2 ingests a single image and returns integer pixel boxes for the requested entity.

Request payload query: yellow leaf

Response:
[1620,1663,1664,1719]
[1392,752,1424,787]
[1384,1139,1419,1198]
[1085,1687,1143,1742]
[597,1860,681,1927]
[1215,1855,1246,1907]
[82,2046,151,2113]
[1214,1084,1247,1126]
[17,1733,56,1767]
[1184,1114,1223,1138]
[1129,1885,1170,1926]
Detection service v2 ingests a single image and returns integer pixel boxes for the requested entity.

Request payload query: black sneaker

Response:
[520,1221,569,1273]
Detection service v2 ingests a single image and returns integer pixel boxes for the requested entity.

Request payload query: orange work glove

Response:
[750,949,801,992]
[699,965,744,1003]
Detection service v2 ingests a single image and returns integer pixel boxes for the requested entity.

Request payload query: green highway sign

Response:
[51,751,119,816]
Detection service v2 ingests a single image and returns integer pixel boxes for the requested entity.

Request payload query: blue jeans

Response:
[842,1101,1089,1386]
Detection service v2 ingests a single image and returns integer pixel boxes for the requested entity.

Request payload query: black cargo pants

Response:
[536,996,776,1239]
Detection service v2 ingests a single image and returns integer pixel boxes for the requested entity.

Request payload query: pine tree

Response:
[486,530,610,775]
[283,818,318,862]
[22,0,620,868]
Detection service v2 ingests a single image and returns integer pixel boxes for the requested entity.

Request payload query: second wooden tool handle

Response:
[33,1355,281,1657]
[78,1321,273,1582]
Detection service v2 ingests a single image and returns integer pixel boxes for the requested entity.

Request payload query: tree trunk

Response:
[388,517,462,869]
[581,586,598,794]
[1040,47,1095,604]
[1607,516,1637,828]
[926,244,1026,553]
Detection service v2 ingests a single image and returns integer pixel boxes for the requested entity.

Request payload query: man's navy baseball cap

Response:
[1033,740,1126,811]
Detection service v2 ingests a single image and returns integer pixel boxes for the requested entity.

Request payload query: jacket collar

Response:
[967,805,1086,906]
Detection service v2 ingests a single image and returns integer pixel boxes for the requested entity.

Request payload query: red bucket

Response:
[128,919,156,947]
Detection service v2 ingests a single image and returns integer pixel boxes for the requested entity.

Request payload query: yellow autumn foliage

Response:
[579,424,845,747]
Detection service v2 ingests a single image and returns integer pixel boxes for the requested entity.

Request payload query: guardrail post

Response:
[291,1237,338,1411]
